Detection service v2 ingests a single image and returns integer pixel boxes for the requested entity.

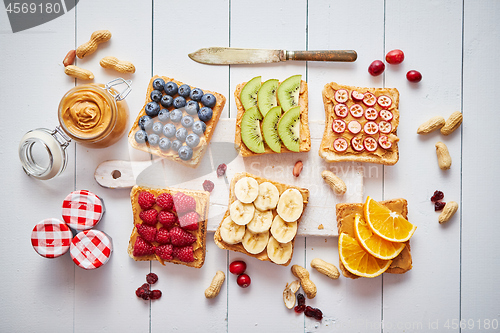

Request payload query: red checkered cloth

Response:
[31,218,72,258]
[62,190,104,230]
[70,230,113,269]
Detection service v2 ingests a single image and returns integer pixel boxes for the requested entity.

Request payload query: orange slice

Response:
[354,214,405,260]
[363,196,416,243]
[338,232,392,278]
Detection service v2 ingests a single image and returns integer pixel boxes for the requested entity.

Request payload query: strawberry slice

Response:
[351,136,365,152]
[351,90,364,102]
[363,121,379,135]
[379,120,392,134]
[334,103,348,118]
[379,109,393,121]
[377,95,392,108]
[332,119,346,134]
[347,120,362,134]
[363,137,378,152]
[362,92,377,106]
[334,89,349,103]
[349,104,364,118]
[364,107,378,120]
[378,135,393,149]
[333,137,348,152]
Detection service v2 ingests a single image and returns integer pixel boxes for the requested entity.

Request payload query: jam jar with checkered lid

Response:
[31,218,73,259]
[61,190,105,230]
[70,230,113,269]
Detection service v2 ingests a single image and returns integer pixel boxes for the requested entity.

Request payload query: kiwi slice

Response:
[277,75,301,112]
[241,106,266,153]
[257,78,279,117]
[278,106,301,152]
[240,76,261,111]
[261,106,283,153]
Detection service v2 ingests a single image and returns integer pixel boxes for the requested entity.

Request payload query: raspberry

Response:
[173,245,195,262]
[158,210,177,228]
[156,193,174,210]
[173,192,196,214]
[133,237,155,257]
[150,290,162,300]
[139,209,158,226]
[217,163,227,177]
[146,273,158,284]
[138,191,156,210]
[203,180,214,192]
[155,244,173,260]
[136,223,157,243]
[170,226,197,246]
[179,211,200,231]
[156,227,170,244]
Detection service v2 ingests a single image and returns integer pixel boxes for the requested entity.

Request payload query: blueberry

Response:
[135,130,147,143]
[163,123,176,138]
[158,109,170,122]
[164,81,178,96]
[185,100,200,115]
[145,101,160,117]
[181,115,194,128]
[201,93,216,108]
[150,90,163,102]
[186,133,200,148]
[148,133,160,146]
[192,121,207,135]
[198,107,213,122]
[190,88,204,101]
[178,84,191,98]
[152,78,165,91]
[171,139,182,151]
[178,146,193,161]
[159,137,171,151]
[138,115,154,131]
[173,96,187,109]
[160,94,173,108]
[152,121,163,134]
[176,127,188,142]
[169,109,183,123]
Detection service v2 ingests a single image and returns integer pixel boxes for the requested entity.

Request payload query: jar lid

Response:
[31,218,72,258]
[70,230,113,269]
[62,190,105,230]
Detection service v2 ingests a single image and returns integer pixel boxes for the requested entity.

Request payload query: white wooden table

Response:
[1,1,499,332]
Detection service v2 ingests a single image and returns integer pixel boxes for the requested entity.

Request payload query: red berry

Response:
[236,273,251,288]
[173,192,197,215]
[296,293,305,306]
[431,190,444,202]
[178,211,199,231]
[150,290,162,300]
[294,305,306,313]
[203,180,214,192]
[138,191,156,210]
[435,201,446,211]
[146,273,158,284]
[139,209,158,226]
[217,163,227,177]
[368,60,385,76]
[406,70,422,82]
[229,260,246,275]
[158,210,177,228]
[156,227,170,244]
[304,306,323,320]
[136,223,157,243]
[156,193,174,210]
[170,226,197,247]
[385,49,404,64]
[133,237,155,257]
[173,245,195,262]
[155,244,173,260]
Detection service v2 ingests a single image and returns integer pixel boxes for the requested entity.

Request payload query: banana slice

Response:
[220,216,246,245]
[229,200,255,225]
[270,215,298,243]
[242,229,269,254]
[246,209,273,233]
[277,188,304,222]
[267,236,293,265]
[254,182,280,211]
[234,177,259,203]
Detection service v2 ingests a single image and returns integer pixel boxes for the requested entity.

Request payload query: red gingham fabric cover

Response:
[70,230,112,269]
[31,218,72,258]
[62,190,104,230]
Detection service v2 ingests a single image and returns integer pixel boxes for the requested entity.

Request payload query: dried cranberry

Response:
[294,305,306,313]
[304,306,323,320]
[296,293,305,306]
[140,283,150,291]
[146,273,158,284]
[217,163,227,177]
[435,201,446,211]
[431,190,444,202]
[150,290,162,300]
[140,290,151,300]
[135,287,144,298]
[203,180,214,192]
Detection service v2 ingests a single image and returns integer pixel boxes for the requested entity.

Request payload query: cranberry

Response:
[431,190,444,202]
[150,290,162,300]
[304,306,323,320]
[229,260,247,275]
[203,180,214,192]
[146,273,158,284]
[435,201,446,211]
[296,293,305,306]
[294,305,306,313]
[406,70,422,82]
[217,163,227,177]
[236,273,251,288]
[140,283,150,291]
[385,49,404,64]
[368,60,385,76]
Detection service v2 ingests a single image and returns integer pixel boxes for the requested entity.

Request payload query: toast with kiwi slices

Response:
[234,75,311,157]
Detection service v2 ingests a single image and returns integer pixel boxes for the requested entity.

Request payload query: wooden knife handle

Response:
[287,50,357,62]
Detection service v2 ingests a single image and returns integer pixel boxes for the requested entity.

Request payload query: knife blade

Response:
[188,47,357,65]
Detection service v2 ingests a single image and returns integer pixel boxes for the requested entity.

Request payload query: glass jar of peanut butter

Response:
[57,78,131,148]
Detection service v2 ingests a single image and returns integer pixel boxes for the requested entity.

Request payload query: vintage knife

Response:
[188,47,357,65]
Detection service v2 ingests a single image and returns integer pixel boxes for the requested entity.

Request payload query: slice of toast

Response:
[336,198,412,278]
[319,82,400,165]
[214,172,309,266]
[234,79,311,157]
[128,185,209,268]
[128,75,226,168]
